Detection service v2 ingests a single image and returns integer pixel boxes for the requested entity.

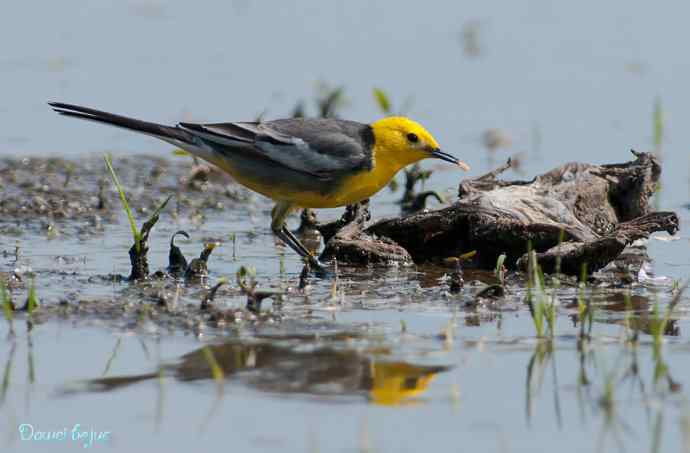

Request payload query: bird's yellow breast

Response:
[210,142,408,209]
[285,145,403,208]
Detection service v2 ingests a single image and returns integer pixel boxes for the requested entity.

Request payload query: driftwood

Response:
[316,151,678,275]
[318,202,411,265]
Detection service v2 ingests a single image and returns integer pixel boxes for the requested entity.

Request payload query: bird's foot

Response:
[305,256,332,278]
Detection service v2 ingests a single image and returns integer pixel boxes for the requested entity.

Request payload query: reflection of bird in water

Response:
[367,361,443,405]
[73,339,448,406]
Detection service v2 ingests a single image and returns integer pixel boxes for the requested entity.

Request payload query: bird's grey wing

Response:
[178,118,372,179]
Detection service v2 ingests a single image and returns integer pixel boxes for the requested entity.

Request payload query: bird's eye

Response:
[407,133,419,143]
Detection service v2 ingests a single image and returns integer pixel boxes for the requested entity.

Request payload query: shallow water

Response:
[2,1,690,452]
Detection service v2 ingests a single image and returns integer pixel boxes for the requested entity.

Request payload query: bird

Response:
[48,102,470,275]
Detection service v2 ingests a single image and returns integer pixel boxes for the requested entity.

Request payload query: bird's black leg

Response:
[271,202,330,277]
[282,226,330,274]
[278,226,312,258]
[273,227,330,276]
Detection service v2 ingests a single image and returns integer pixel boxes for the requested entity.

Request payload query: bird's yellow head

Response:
[370,117,470,171]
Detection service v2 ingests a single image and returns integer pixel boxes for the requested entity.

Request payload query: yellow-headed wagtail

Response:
[49,102,469,274]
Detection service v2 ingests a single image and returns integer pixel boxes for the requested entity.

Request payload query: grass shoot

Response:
[526,249,556,338]
[104,154,140,252]
[25,278,39,314]
[104,154,172,255]
[1,281,12,324]
[202,346,225,384]
[495,253,506,286]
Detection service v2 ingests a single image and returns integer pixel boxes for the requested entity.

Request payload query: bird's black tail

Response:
[48,102,193,145]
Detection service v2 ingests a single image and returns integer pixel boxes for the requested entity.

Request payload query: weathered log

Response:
[319,202,412,265]
[319,151,678,275]
[515,211,678,274]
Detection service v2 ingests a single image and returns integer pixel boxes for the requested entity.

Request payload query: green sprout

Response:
[576,262,594,340]
[104,154,172,254]
[0,343,15,406]
[1,281,12,323]
[373,88,392,115]
[236,265,257,292]
[228,232,237,260]
[653,96,664,150]
[104,154,139,251]
[102,338,123,377]
[622,290,637,343]
[526,249,557,338]
[495,253,506,285]
[202,346,224,384]
[26,279,39,314]
[648,281,686,348]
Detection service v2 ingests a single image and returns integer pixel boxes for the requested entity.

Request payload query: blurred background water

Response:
[4,1,688,179]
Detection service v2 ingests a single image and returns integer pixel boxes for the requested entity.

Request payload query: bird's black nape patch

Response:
[361,125,375,149]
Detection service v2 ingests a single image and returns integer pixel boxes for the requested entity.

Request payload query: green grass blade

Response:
[228,232,237,260]
[0,343,16,406]
[150,195,173,221]
[202,346,225,383]
[535,264,546,292]
[104,154,141,252]
[662,280,687,332]
[534,300,544,337]
[653,96,664,149]
[546,300,556,337]
[26,279,38,314]
[495,253,506,285]
[102,338,123,377]
[1,281,12,322]
[373,88,392,115]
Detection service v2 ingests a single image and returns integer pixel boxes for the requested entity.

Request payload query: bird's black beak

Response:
[430,148,471,171]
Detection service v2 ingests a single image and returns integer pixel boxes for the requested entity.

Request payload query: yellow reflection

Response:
[368,361,443,406]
